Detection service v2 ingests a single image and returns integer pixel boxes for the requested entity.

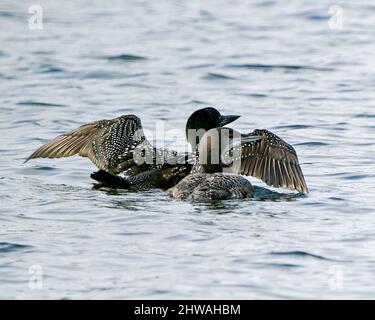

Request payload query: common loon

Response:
[168,127,308,201]
[26,107,240,190]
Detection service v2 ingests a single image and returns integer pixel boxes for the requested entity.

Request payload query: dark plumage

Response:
[26,107,308,197]
[168,173,253,201]
[169,127,308,201]
[26,108,240,190]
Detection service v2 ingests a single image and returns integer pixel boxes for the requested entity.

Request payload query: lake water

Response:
[1,0,375,299]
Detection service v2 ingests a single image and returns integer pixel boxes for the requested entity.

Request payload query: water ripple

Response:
[1,0,375,300]
[225,63,334,72]
[273,124,313,130]
[39,64,65,73]
[0,242,32,253]
[355,113,375,118]
[104,54,147,62]
[16,101,66,107]
[294,141,329,146]
[342,174,372,180]
[269,250,332,261]
[202,72,238,80]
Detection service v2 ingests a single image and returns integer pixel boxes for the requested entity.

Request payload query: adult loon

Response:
[25,107,240,190]
[168,127,308,201]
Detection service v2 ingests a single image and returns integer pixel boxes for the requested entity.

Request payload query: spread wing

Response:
[25,115,147,173]
[235,129,308,193]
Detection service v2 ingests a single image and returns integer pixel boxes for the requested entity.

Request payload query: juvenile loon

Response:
[26,107,240,190]
[168,127,308,201]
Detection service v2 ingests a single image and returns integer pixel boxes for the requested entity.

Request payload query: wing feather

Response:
[238,129,308,193]
[25,115,146,173]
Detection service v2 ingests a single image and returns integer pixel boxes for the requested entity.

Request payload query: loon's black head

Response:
[185,107,240,151]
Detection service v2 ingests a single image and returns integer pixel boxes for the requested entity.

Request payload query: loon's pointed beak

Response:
[219,114,241,126]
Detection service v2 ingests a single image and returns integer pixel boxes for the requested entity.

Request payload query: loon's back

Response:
[168,173,252,202]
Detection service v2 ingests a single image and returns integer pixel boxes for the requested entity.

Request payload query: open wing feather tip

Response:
[25,120,108,162]
[25,115,146,174]
[239,129,308,193]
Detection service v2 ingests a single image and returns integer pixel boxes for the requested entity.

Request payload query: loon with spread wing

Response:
[168,127,308,201]
[25,108,240,190]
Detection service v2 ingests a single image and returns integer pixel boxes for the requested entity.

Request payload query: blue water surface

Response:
[0,0,375,299]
